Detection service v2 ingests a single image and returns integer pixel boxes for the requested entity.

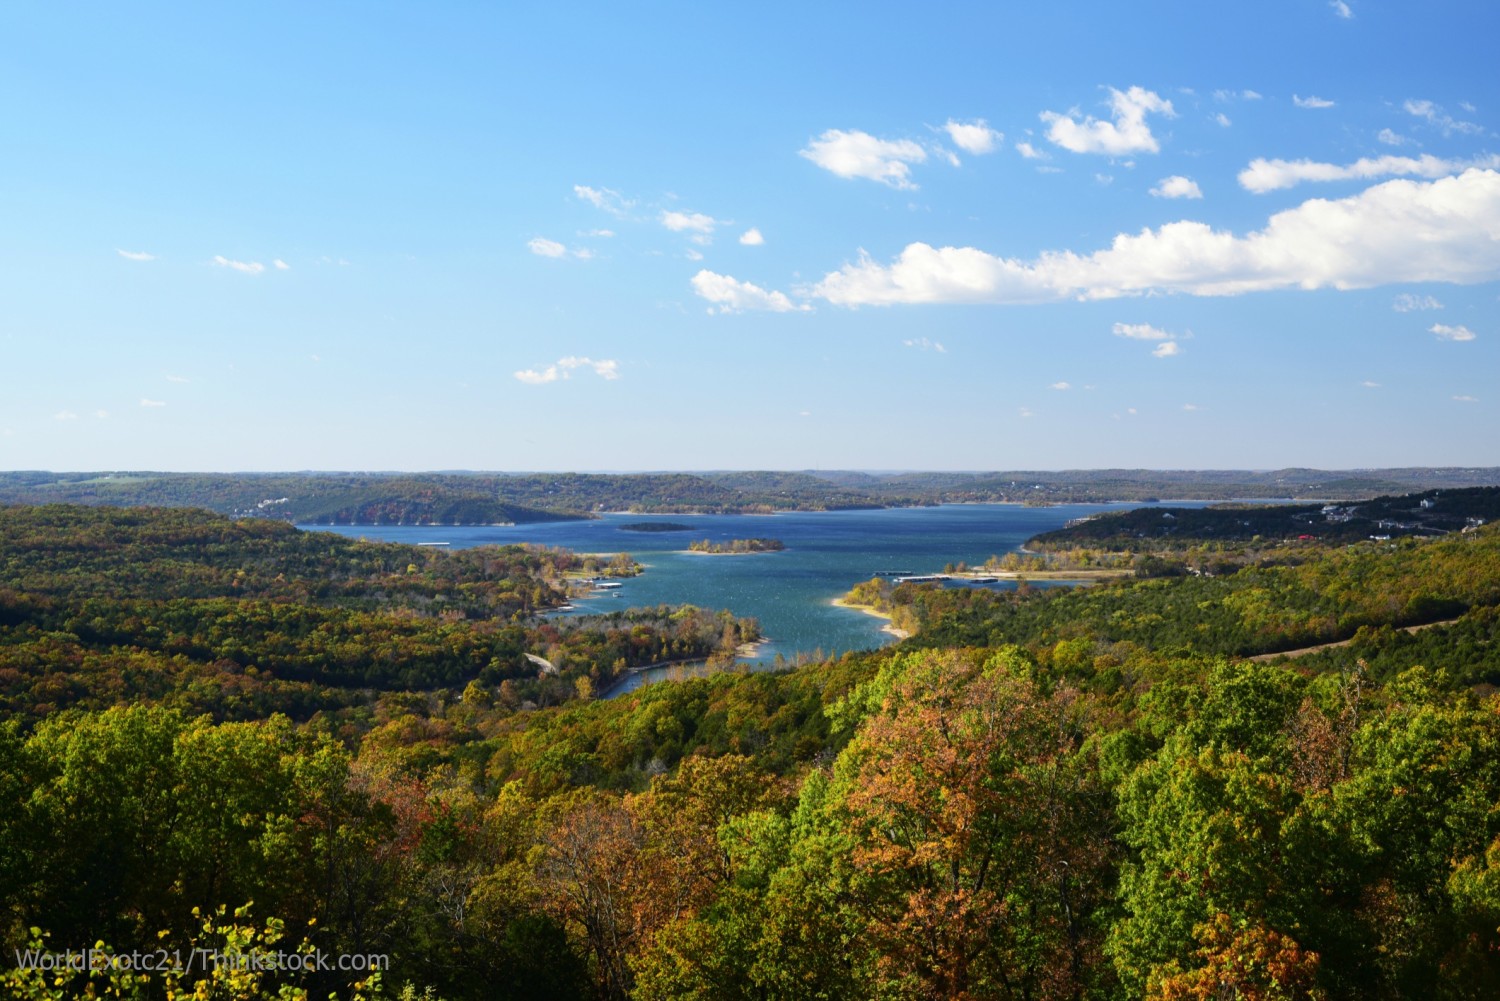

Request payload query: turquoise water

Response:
[310,503,1149,693]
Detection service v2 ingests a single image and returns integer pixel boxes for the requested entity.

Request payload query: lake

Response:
[310,503,1151,694]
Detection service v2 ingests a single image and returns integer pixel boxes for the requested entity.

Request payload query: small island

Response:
[686,537,785,554]
[618,521,693,533]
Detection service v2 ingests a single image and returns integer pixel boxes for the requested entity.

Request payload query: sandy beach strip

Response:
[830,596,911,640]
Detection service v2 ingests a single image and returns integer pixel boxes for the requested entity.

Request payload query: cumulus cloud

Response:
[574,184,634,216]
[273,259,290,270]
[1041,86,1175,155]
[1151,175,1203,199]
[211,255,265,275]
[1377,128,1410,147]
[1393,293,1443,312]
[140,398,166,408]
[1293,95,1336,109]
[1239,153,1500,192]
[799,129,928,188]
[739,228,765,246]
[1153,341,1182,358]
[942,118,1003,154]
[810,169,1500,306]
[1050,381,1071,390]
[527,237,568,258]
[1016,141,1049,160]
[1404,99,1483,137]
[904,337,946,352]
[691,270,809,314]
[117,249,155,262]
[1113,322,1175,340]
[1430,323,1476,341]
[661,210,718,235]
[514,356,622,385]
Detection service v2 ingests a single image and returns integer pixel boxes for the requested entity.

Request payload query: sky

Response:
[2,1,1498,472]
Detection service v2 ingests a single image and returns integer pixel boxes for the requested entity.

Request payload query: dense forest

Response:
[2,500,1499,998]
[5,467,1500,525]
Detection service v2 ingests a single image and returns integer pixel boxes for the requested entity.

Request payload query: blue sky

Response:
[2,1,1497,471]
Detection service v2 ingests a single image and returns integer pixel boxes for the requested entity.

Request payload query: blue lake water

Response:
[310,503,1159,693]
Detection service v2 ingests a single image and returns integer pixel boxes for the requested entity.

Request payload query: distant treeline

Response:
[687,538,785,554]
[4,467,1500,524]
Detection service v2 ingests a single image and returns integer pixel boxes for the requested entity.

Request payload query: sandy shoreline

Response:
[830,596,911,640]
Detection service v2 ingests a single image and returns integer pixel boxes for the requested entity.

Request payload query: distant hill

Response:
[2,468,1498,524]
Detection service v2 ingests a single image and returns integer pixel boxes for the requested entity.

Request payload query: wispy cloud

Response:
[1393,293,1442,312]
[1213,112,1232,128]
[211,255,265,275]
[1330,1,1353,19]
[800,129,929,189]
[903,337,946,353]
[1293,95,1336,109]
[811,170,1500,305]
[1041,86,1175,155]
[1182,403,1201,411]
[1362,380,1381,388]
[1015,141,1049,161]
[140,398,166,408]
[661,210,719,238]
[573,184,634,216]
[1150,175,1203,199]
[117,249,155,262]
[739,228,765,246]
[273,259,290,271]
[1453,394,1479,402]
[165,374,190,383]
[1050,381,1071,390]
[692,270,809,314]
[514,356,621,385]
[1430,323,1476,341]
[54,410,78,421]
[1153,341,1182,358]
[1239,153,1500,192]
[527,237,567,258]
[1404,99,1483,137]
[1113,322,1175,340]
[942,118,1003,155]
[1377,128,1410,147]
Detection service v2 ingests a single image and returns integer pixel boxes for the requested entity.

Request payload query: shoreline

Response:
[830,596,911,640]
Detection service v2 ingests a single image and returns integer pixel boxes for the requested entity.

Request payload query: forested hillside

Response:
[2,506,1499,998]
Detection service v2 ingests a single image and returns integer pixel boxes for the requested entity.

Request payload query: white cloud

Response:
[739,227,765,246]
[1153,341,1181,358]
[572,247,595,260]
[583,229,615,238]
[1151,175,1203,199]
[1393,293,1443,312]
[1330,1,1353,18]
[1015,141,1049,160]
[799,129,928,189]
[1239,153,1500,192]
[165,374,190,383]
[1050,381,1071,390]
[1377,128,1410,147]
[273,259,290,270]
[54,410,78,421]
[942,118,1003,154]
[1293,95,1336,109]
[94,410,109,420]
[1430,323,1476,341]
[527,237,568,258]
[1113,322,1174,340]
[685,249,703,261]
[1243,90,1263,100]
[211,255,265,275]
[1362,380,1381,388]
[661,210,719,235]
[140,398,166,408]
[811,170,1500,305]
[1404,99,1483,137]
[1095,173,1114,186]
[1018,407,1035,418]
[1214,113,1232,128]
[1042,86,1175,155]
[574,184,634,216]
[904,337,946,352]
[1182,403,1200,411]
[1453,394,1479,402]
[692,270,809,314]
[514,356,622,385]
[117,249,155,262]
